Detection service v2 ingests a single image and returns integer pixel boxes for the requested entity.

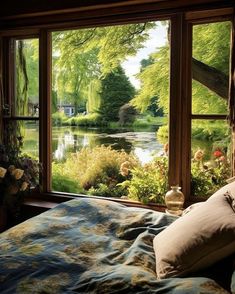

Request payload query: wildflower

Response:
[0,167,7,178]
[120,161,130,176]
[164,143,169,155]
[219,156,226,162]
[11,168,24,180]
[194,150,204,161]
[214,150,223,158]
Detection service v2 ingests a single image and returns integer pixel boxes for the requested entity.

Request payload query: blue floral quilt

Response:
[0,198,229,293]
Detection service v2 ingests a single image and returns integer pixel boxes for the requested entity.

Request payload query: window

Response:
[1,6,234,206]
[190,21,232,198]
[3,37,39,159]
[51,21,170,203]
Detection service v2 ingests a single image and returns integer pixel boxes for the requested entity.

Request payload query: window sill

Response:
[25,191,166,212]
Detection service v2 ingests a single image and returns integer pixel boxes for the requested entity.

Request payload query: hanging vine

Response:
[16,40,29,116]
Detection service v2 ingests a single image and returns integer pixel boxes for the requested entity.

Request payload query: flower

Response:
[120,161,130,176]
[194,150,204,161]
[20,182,29,191]
[0,144,39,207]
[0,167,7,178]
[214,150,223,158]
[11,168,24,180]
[219,156,226,162]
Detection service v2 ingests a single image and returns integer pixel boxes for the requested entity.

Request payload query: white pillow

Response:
[153,192,235,279]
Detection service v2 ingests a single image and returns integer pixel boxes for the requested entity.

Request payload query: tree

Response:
[132,21,231,115]
[119,103,137,126]
[99,66,135,121]
[52,22,156,113]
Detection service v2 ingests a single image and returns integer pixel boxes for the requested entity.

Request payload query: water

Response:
[22,124,165,164]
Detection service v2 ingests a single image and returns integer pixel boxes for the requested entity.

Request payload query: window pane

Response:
[20,121,39,159]
[15,39,39,117]
[192,21,231,115]
[51,20,170,204]
[191,119,231,197]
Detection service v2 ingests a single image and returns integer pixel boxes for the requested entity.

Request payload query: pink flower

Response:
[214,150,223,158]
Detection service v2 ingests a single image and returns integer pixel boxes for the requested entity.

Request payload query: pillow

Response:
[182,202,203,216]
[153,192,235,279]
[210,180,235,198]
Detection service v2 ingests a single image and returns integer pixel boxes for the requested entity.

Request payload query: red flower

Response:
[213,150,223,158]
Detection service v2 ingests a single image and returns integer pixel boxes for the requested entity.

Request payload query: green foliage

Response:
[52,112,68,126]
[68,113,107,127]
[191,120,229,141]
[121,157,168,204]
[52,163,83,193]
[131,45,170,114]
[193,22,231,74]
[86,79,101,114]
[191,154,230,197]
[55,146,139,197]
[99,66,136,121]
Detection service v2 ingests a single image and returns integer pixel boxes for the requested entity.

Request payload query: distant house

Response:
[58,104,75,117]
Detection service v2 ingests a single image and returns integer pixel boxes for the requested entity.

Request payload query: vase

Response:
[165,186,185,216]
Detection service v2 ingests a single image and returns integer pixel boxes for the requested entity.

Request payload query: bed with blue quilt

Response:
[0,197,234,293]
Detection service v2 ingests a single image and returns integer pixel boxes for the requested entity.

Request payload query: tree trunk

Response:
[192,58,229,100]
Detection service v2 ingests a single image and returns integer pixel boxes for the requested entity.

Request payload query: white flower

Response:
[0,167,7,178]
[11,168,24,180]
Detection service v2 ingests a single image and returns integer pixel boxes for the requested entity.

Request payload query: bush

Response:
[52,163,83,193]
[52,112,67,126]
[61,146,139,197]
[69,113,107,127]
[121,157,168,204]
[191,148,230,197]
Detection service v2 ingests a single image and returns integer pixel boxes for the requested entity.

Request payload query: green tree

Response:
[132,21,231,115]
[99,66,135,121]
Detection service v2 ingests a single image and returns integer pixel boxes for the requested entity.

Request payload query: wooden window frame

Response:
[0,5,234,209]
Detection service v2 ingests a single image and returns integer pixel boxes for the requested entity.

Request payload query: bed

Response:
[0,197,234,293]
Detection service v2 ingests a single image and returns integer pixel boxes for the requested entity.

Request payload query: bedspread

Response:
[0,198,229,293]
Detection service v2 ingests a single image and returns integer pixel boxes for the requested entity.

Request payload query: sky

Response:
[122,23,168,89]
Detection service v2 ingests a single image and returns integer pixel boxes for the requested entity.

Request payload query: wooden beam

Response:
[0,0,234,30]
[39,30,52,192]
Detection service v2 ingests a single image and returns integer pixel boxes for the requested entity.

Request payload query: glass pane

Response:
[15,39,39,117]
[51,20,170,204]
[191,119,231,197]
[192,21,231,115]
[20,121,39,159]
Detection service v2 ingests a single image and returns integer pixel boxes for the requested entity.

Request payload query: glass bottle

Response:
[165,186,185,216]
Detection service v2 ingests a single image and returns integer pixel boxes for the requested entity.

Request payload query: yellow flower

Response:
[194,150,204,161]
[0,167,7,178]
[120,161,130,176]
[11,168,24,180]
[20,181,29,191]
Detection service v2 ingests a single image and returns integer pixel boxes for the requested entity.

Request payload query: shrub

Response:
[62,146,139,197]
[69,113,107,127]
[121,157,168,204]
[191,148,230,197]
[52,112,67,126]
[52,162,83,194]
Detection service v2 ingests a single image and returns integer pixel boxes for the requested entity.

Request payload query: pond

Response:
[21,122,218,164]
[22,123,166,164]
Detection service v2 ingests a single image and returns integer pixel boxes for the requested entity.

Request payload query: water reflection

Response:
[53,127,163,164]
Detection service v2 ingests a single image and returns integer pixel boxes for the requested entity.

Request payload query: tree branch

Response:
[192,58,229,100]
